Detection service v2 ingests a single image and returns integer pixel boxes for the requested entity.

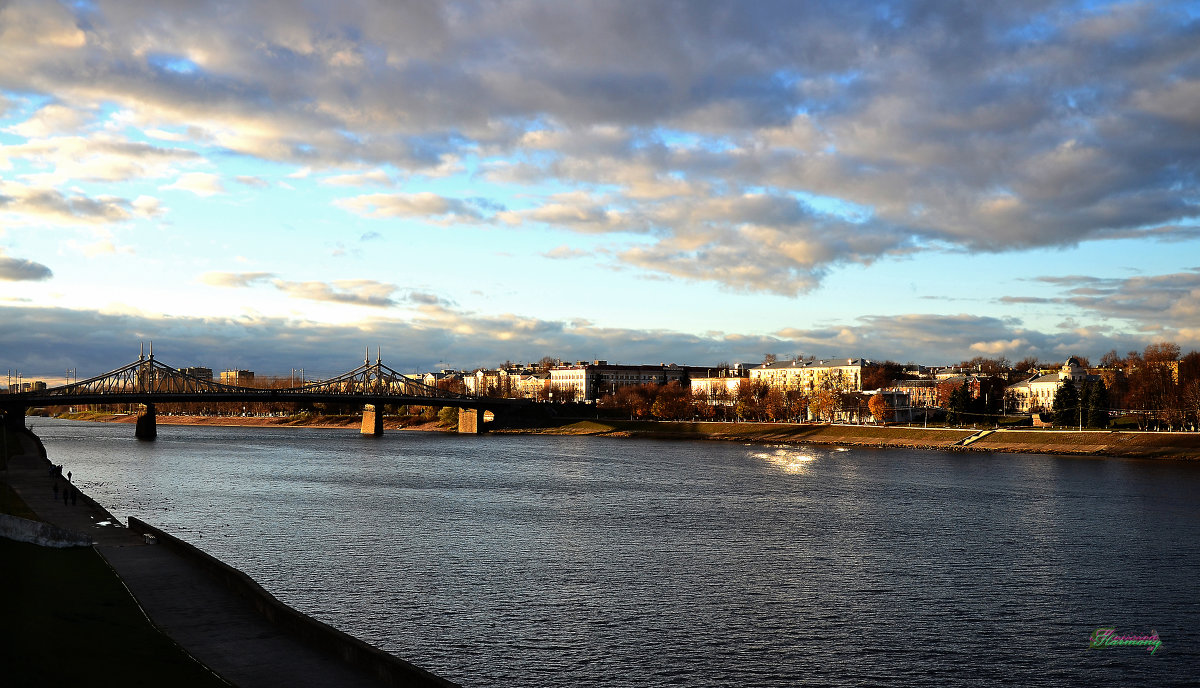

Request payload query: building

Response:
[548,361,708,402]
[178,367,213,381]
[220,370,254,385]
[1005,358,1095,413]
[885,379,939,409]
[689,366,749,405]
[749,358,867,394]
[864,389,913,422]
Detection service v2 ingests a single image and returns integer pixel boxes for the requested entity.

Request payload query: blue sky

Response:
[2,1,1199,380]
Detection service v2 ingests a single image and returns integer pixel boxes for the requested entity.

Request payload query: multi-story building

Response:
[548,361,708,402]
[220,369,254,385]
[178,366,213,381]
[886,379,940,408]
[749,358,867,393]
[689,366,749,405]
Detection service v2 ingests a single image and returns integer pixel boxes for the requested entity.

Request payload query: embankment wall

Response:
[126,517,455,688]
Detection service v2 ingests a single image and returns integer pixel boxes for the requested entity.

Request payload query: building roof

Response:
[755,358,868,370]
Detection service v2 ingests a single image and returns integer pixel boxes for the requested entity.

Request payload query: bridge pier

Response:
[361,404,383,436]
[457,407,481,434]
[135,403,157,440]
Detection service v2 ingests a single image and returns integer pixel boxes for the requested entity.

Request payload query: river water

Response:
[31,418,1200,686]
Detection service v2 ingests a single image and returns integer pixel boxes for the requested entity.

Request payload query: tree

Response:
[735,380,770,421]
[651,382,692,420]
[868,394,893,424]
[437,406,459,427]
[1082,379,1109,429]
[1051,379,1079,427]
[764,388,788,421]
[861,361,909,391]
[1015,356,1041,373]
[946,382,970,426]
[763,353,778,365]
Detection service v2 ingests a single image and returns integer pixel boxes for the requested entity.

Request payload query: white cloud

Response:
[161,172,225,197]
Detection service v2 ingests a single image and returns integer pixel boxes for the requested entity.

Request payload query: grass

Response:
[538,419,974,445]
[0,485,229,687]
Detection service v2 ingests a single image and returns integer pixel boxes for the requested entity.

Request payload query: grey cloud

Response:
[0,187,133,224]
[2,304,1180,382]
[334,192,491,221]
[272,280,399,308]
[0,255,53,281]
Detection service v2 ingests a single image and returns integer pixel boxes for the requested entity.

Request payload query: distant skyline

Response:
[2,1,1198,378]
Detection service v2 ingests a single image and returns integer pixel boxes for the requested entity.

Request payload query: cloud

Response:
[334,192,491,222]
[1031,270,1200,333]
[202,271,401,308]
[272,279,399,308]
[0,253,53,281]
[542,245,591,260]
[320,169,393,187]
[161,172,225,197]
[200,271,276,287]
[3,133,201,185]
[5,298,1186,382]
[3,103,93,137]
[0,1,1197,295]
[0,182,135,224]
[235,175,270,188]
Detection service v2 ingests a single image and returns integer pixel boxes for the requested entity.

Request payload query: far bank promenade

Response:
[3,427,456,687]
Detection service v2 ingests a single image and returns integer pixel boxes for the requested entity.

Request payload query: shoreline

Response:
[515,419,1200,460]
[46,412,1200,460]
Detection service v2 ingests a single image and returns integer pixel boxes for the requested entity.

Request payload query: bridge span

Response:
[2,351,533,438]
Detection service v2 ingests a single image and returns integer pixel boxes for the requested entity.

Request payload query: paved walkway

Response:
[5,432,449,688]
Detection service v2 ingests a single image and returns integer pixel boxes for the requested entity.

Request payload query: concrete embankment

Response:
[3,426,456,688]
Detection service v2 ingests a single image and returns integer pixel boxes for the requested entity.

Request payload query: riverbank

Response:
[44,412,1200,459]
[1,426,454,687]
[500,419,1200,460]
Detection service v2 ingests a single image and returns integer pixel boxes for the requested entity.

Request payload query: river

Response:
[31,418,1200,686]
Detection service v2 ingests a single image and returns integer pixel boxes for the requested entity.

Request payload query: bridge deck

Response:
[5,435,452,687]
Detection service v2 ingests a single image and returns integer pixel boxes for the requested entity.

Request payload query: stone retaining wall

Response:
[0,513,92,547]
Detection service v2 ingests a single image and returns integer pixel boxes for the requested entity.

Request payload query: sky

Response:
[1,0,1199,382]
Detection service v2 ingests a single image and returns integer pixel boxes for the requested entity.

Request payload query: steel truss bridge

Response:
[2,351,530,437]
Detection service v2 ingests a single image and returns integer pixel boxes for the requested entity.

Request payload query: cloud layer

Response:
[0,1,1195,294]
